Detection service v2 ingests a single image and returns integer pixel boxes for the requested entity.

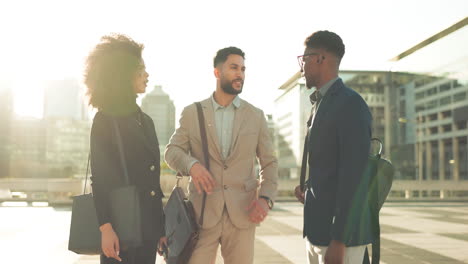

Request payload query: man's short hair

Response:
[213,46,245,68]
[304,31,345,61]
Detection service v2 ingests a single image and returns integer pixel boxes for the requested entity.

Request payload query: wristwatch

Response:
[259,195,273,209]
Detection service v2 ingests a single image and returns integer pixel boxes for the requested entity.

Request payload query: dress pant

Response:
[100,240,157,264]
[188,206,256,264]
[306,239,367,264]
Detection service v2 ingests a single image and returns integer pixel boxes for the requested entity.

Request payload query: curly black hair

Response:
[304,31,345,61]
[84,34,144,112]
[213,46,245,68]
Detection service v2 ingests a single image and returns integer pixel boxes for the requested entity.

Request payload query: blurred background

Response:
[0,0,467,263]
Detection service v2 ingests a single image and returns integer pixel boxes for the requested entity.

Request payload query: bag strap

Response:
[300,102,318,192]
[299,130,309,192]
[363,138,383,264]
[367,191,381,263]
[83,152,91,194]
[112,118,131,186]
[195,102,209,227]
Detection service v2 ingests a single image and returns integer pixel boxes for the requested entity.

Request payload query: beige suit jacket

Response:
[165,97,278,229]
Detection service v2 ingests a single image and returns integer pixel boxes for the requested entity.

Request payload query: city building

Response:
[273,70,414,179]
[0,84,13,178]
[273,17,468,199]
[266,114,276,151]
[141,85,176,159]
[45,118,91,178]
[9,118,47,178]
[43,79,88,121]
[7,78,92,179]
[41,79,91,177]
[391,18,468,196]
[273,72,310,179]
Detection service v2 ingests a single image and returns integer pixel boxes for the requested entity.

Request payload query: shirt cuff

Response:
[187,159,199,175]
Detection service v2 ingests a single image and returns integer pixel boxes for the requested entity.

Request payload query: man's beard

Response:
[221,78,243,95]
[305,76,316,90]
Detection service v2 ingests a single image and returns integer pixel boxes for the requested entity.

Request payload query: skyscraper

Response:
[0,83,13,178]
[43,79,91,177]
[9,117,47,178]
[141,85,176,159]
[43,79,88,120]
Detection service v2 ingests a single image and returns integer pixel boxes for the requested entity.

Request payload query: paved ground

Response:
[1,202,468,263]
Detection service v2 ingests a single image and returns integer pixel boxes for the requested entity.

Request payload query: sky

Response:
[0,0,467,118]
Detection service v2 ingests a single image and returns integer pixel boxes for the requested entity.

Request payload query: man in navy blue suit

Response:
[294,31,373,264]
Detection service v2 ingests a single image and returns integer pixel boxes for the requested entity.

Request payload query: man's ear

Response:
[214,68,220,79]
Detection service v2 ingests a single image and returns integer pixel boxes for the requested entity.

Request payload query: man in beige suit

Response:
[165,46,278,264]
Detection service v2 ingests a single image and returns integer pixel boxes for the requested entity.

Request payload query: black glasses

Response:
[297,52,320,68]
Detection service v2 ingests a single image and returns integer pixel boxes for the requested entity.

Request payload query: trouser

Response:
[100,240,158,264]
[306,239,367,264]
[188,207,256,264]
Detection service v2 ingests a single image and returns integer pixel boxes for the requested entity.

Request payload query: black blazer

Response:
[304,79,373,246]
[90,109,164,242]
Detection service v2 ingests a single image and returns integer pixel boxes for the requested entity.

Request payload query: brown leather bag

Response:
[163,102,209,264]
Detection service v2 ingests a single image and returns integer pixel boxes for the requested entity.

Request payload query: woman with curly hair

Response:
[85,34,165,264]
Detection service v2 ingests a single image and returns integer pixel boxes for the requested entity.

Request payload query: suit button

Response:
[150,190,156,196]
[223,185,228,190]
[223,164,228,170]
[150,165,156,171]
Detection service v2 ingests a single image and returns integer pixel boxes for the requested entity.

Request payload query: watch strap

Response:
[259,195,273,209]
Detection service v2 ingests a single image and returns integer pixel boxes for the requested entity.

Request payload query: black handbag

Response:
[68,155,102,255]
[68,118,143,254]
[163,102,209,264]
[163,179,200,264]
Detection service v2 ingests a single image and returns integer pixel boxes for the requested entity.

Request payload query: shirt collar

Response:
[211,94,241,110]
[318,77,339,97]
[309,77,340,104]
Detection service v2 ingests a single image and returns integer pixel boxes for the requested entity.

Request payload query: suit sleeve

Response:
[256,110,279,201]
[165,105,199,175]
[90,113,120,227]
[331,95,372,244]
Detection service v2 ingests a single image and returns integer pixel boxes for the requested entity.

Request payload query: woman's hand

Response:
[158,236,168,257]
[100,223,122,262]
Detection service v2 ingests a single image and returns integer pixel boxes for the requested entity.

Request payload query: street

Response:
[1,202,467,263]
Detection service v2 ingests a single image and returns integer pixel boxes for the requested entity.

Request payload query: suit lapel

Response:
[308,79,344,154]
[310,79,343,131]
[125,114,159,160]
[200,98,223,160]
[226,100,247,163]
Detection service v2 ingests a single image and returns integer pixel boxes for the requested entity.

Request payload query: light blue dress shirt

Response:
[211,95,241,159]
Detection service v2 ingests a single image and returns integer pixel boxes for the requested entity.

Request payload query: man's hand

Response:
[247,198,270,223]
[189,162,216,194]
[100,223,122,262]
[324,240,345,264]
[294,185,305,204]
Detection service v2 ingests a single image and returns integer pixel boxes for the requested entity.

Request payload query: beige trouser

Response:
[306,239,367,264]
[188,207,256,264]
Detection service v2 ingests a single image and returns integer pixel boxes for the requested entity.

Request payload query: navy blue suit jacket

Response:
[303,79,373,246]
